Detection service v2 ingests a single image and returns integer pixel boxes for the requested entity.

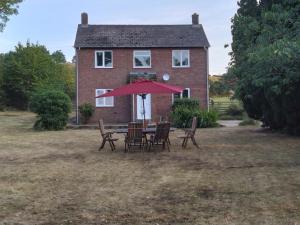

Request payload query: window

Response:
[95,51,113,68]
[133,50,151,68]
[172,88,190,102]
[172,50,190,68]
[95,89,114,107]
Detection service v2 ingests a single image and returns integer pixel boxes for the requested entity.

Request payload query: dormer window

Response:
[172,50,190,68]
[95,51,113,68]
[133,50,151,68]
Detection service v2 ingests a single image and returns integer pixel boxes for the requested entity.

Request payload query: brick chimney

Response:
[81,12,88,27]
[192,13,199,25]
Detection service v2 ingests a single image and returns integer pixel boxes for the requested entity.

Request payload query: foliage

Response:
[51,50,66,63]
[171,106,218,128]
[209,75,233,97]
[79,103,95,124]
[171,99,218,128]
[226,104,244,116]
[30,90,71,130]
[2,42,75,109]
[0,54,5,110]
[0,0,22,32]
[230,0,300,135]
[172,98,200,111]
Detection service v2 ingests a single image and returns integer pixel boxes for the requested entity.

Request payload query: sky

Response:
[0,0,238,75]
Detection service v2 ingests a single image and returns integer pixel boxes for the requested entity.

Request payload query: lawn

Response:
[1,112,300,225]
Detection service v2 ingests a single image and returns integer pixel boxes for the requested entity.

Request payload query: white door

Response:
[137,94,151,120]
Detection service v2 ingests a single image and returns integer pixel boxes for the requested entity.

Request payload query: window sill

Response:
[133,66,152,69]
[94,66,114,69]
[172,66,190,68]
[96,105,114,108]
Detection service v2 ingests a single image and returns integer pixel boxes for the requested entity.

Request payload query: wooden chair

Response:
[124,122,145,152]
[148,122,171,151]
[178,117,199,149]
[98,119,118,151]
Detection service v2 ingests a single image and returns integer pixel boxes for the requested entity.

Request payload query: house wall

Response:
[76,48,208,123]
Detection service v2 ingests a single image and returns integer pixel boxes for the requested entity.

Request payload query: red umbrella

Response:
[96,79,183,123]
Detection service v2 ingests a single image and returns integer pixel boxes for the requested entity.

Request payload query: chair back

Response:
[127,122,143,142]
[99,119,106,137]
[154,122,170,142]
[191,117,197,135]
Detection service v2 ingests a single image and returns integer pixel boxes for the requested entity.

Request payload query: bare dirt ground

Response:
[0,111,300,225]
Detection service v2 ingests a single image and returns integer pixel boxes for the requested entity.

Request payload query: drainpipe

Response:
[132,94,135,122]
[204,46,209,111]
[76,48,79,124]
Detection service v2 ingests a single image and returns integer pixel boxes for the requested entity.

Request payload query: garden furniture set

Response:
[98,117,199,152]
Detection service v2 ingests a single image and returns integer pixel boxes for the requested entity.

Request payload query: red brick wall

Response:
[76,48,208,123]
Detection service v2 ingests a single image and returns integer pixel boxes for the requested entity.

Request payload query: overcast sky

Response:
[0,0,238,75]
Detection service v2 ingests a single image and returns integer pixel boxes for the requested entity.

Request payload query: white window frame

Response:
[133,50,151,68]
[172,50,190,68]
[95,50,113,68]
[95,89,114,107]
[172,88,191,103]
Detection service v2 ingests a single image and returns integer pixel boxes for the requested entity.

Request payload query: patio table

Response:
[113,127,175,134]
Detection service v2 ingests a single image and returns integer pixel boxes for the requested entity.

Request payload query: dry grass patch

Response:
[0,111,300,225]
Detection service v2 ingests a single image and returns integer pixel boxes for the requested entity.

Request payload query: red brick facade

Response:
[76,48,208,123]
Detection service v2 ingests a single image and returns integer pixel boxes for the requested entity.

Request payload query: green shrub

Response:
[79,103,95,124]
[30,90,71,130]
[226,104,244,116]
[172,98,200,111]
[171,106,218,128]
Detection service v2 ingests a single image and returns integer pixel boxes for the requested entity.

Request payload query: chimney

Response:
[81,12,88,27]
[192,13,199,25]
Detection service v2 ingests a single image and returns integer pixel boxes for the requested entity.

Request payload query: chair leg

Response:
[108,140,114,151]
[99,139,106,151]
[183,138,189,148]
[124,142,127,152]
[191,136,200,149]
[167,137,171,145]
[166,141,170,152]
[182,138,188,148]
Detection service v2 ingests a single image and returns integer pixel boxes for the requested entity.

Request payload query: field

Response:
[1,112,300,225]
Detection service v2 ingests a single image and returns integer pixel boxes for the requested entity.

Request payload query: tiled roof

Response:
[74,24,210,48]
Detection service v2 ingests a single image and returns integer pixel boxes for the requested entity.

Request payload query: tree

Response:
[230,0,300,134]
[0,0,23,32]
[0,54,5,110]
[237,0,258,17]
[2,42,75,109]
[52,50,66,63]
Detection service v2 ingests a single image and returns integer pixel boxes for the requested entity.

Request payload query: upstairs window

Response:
[134,50,151,68]
[173,88,190,102]
[95,51,113,68]
[172,50,190,68]
[95,89,114,107]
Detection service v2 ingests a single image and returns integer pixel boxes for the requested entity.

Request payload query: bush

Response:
[79,103,95,124]
[171,106,218,128]
[172,98,200,111]
[226,104,244,116]
[30,90,71,130]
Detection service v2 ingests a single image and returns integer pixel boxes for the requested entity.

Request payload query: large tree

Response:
[2,42,75,109]
[230,0,300,134]
[0,0,23,32]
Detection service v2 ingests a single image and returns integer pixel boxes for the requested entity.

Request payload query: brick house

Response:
[74,12,210,124]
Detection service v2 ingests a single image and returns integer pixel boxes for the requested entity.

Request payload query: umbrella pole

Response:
[141,94,146,127]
